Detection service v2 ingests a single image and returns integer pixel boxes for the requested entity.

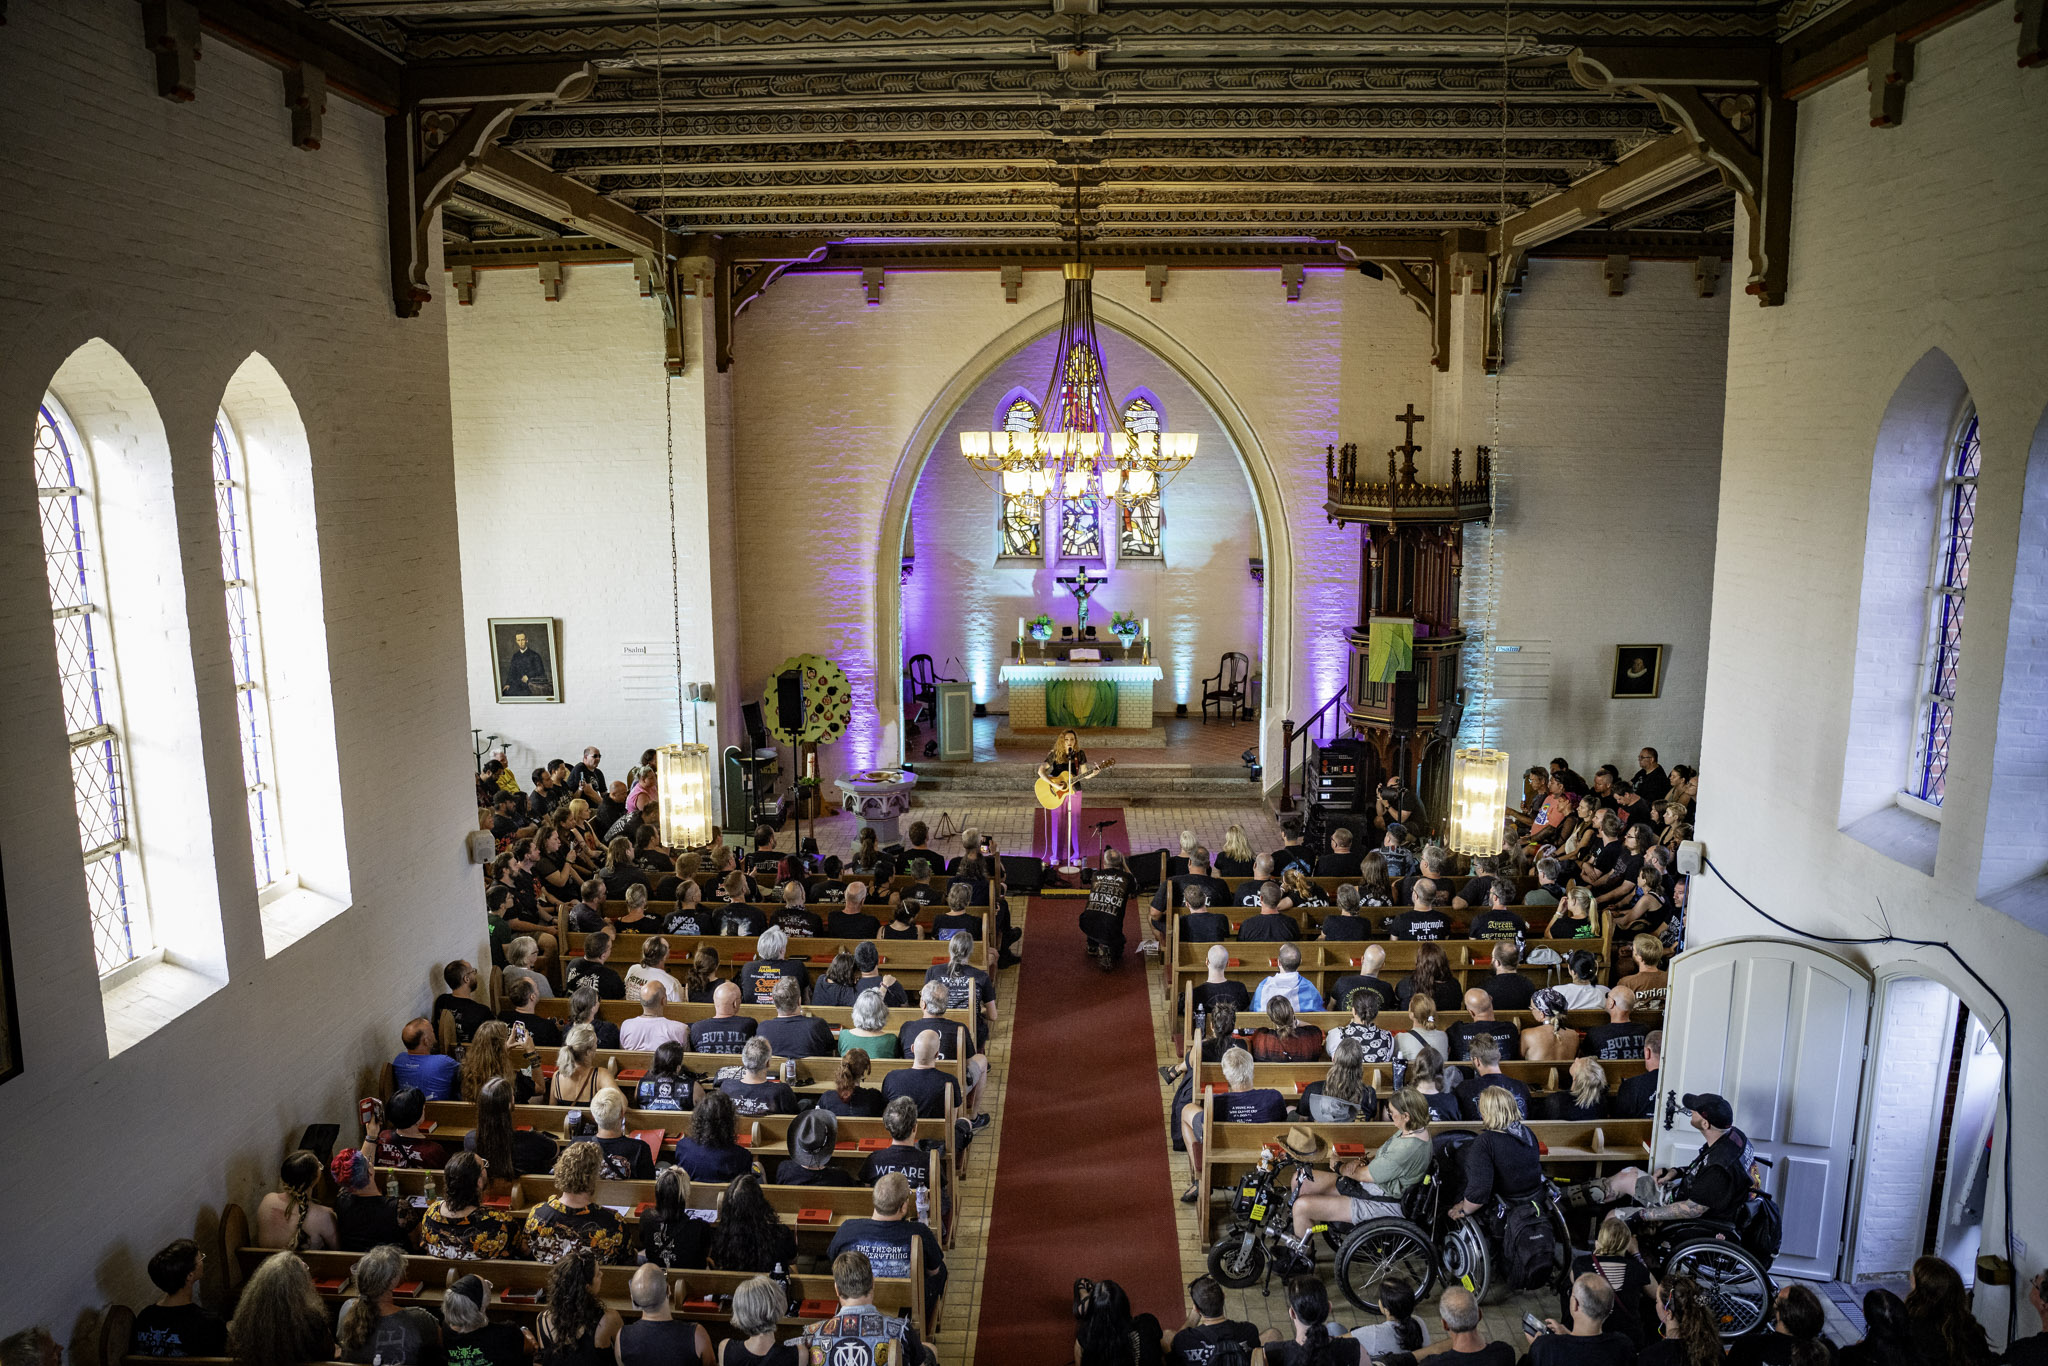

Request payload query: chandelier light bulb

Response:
[960,431,991,459]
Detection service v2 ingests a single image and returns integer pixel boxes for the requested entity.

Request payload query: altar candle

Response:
[1141,617,1149,642]
[1017,617,1024,643]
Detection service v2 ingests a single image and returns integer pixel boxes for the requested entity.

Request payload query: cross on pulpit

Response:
[1394,403,1425,483]
[1056,563,1105,629]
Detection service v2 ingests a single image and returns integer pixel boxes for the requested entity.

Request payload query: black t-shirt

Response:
[739,958,809,1005]
[688,1015,757,1054]
[1328,974,1399,1012]
[501,1009,564,1049]
[924,965,993,1016]
[1583,1022,1648,1060]
[567,902,607,933]
[1610,1068,1658,1118]
[812,978,862,1008]
[1395,976,1462,1011]
[881,1065,961,1118]
[443,1324,527,1366]
[336,1193,410,1251]
[1317,913,1372,940]
[898,1017,970,1061]
[719,905,769,937]
[640,1212,712,1270]
[1448,1020,1521,1062]
[1265,1339,1362,1366]
[858,971,909,1007]
[1237,912,1299,942]
[826,911,881,938]
[1384,909,1454,940]
[1088,869,1136,917]
[635,1074,694,1112]
[1455,1072,1533,1119]
[1468,909,1527,942]
[1677,1132,1752,1222]
[932,912,982,941]
[1481,972,1536,1012]
[566,960,626,1001]
[773,1158,860,1186]
[1153,874,1233,913]
[464,1126,561,1176]
[860,1143,936,1190]
[758,1014,836,1059]
[1431,1346,1516,1366]
[1168,1320,1262,1366]
[1523,1331,1637,1366]
[1457,876,1498,906]
[1182,912,1232,942]
[722,1078,799,1117]
[827,1217,945,1295]
[432,993,497,1043]
[820,1086,886,1118]
[1315,852,1366,879]
[775,907,825,937]
[593,1133,656,1180]
[133,1304,229,1357]
[1192,979,1251,1021]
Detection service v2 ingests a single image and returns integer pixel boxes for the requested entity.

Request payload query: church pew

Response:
[226,1238,928,1337]
[1165,938,1586,1009]
[553,931,988,991]
[509,1044,970,1110]
[1195,1057,1648,1096]
[1191,1101,1652,1240]
[534,1000,934,1030]
[1177,984,1658,1052]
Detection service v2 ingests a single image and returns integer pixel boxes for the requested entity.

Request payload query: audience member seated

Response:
[1178,1046,1286,1204]
[1727,1284,1836,1366]
[1327,986,1397,1063]
[755,976,835,1058]
[599,837,652,900]
[1454,1039,1532,1119]
[460,1020,535,1105]
[859,1095,937,1197]
[709,1173,799,1274]
[1563,1219,1653,1348]
[1448,988,1520,1062]
[1395,995,1451,1070]
[1351,1278,1430,1360]
[623,931,683,1003]
[1266,1276,1360,1366]
[336,1244,441,1365]
[1249,992,1325,1061]
[882,1029,965,1130]
[368,1086,448,1170]
[883,900,925,941]
[1517,988,1580,1063]
[1639,1273,1723,1366]
[1279,868,1329,909]
[769,1108,858,1187]
[682,948,722,1007]
[811,950,864,1008]
[1385,879,1454,940]
[614,883,657,936]
[421,1151,520,1260]
[1290,1088,1433,1239]
[613,1264,713,1366]
[1295,1035,1369,1122]
[555,986,615,1052]
[1522,1274,1634,1366]
[1329,945,1400,1020]
[620,981,691,1052]
[1395,943,1462,1012]
[1900,1257,1994,1366]
[1617,935,1671,1011]
[1605,1029,1660,1120]
[660,880,713,937]
[924,928,997,1054]
[501,937,553,1002]
[468,1075,561,1178]
[774,880,825,938]
[899,980,991,1127]
[1482,943,1536,1012]
[133,1238,228,1358]
[738,927,808,1006]
[628,1040,692,1113]
[548,1024,618,1106]
[1165,1274,1262,1366]
[665,1090,753,1185]
[635,1167,710,1272]
[568,931,627,1001]
[1153,849,1234,932]
[840,987,900,1058]
[1315,828,1366,880]
[713,1040,794,1123]
[812,1048,880,1118]
[1252,943,1325,1012]
[392,1017,459,1100]
[828,882,882,939]
[827,1171,947,1307]
[930,881,984,942]
[715,1276,792,1366]
[690,983,759,1055]
[1526,857,1569,907]
[1583,988,1648,1061]
[1230,854,1277,909]
[720,883,768,939]
[1225,882,1288,944]
[533,1249,623,1363]
[1074,1278,1165,1366]
[588,1086,658,1179]
[525,1141,629,1264]
[1317,884,1373,940]
[437,1274,529,1366]
[1468,883,1528,944]
[1419,1287,1515,1365]
[822,1251,938,1366]
[1537,1058,1607,1124]
[1557,951,1608,1012]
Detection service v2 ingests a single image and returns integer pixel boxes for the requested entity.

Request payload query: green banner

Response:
[1047,678,1120,728]
[1369,617,1414,683]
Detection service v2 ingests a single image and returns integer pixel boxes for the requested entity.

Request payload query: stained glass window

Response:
[1909,409,1980,806]
[1059,499,1102,558]
[997,398,1041,558]
[213,416,284,887]
[1118,396,1164,557]
[35,399,149,974]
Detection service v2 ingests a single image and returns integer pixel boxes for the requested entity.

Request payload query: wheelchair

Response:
[1629,1216,1775,1338]
[1327,1131,1569,1314]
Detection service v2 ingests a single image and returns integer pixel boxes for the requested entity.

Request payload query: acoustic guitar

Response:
[1034,756,1116,809]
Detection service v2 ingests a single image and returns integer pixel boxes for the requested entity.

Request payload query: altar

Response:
[999,661,1164,730]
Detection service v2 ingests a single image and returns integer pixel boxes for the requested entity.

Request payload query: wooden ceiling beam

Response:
[1780,0,2001,94]
[150,0,404,112]
[467,143,683,261]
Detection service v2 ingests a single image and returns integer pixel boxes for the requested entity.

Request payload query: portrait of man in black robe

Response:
[491,619,559,701]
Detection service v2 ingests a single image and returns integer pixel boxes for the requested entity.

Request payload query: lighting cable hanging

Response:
[957,178,1194,510]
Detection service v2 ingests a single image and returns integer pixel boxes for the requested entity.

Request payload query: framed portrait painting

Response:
[1612,644,1665,699]
[490,618,561,703]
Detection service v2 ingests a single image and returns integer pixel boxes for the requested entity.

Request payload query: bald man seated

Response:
[1445,988,1520,1062]
[686,981,757,1054]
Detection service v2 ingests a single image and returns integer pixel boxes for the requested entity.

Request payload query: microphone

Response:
[1090,819,1120,831]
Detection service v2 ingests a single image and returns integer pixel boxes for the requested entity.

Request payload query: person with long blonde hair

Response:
[459,1019,530,1103]
[226,1253,332,1366]
[1216,823,1256,878]
[547,1023,615,1106]
[1035,729,1102,865]
[1543,1056,1608,1121]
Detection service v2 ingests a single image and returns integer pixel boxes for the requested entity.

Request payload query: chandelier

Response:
[958,256,1195,508]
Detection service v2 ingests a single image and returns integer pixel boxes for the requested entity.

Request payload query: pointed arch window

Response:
[1118,395,1165,557]
[1908,408,1981,807]
[997,397,1043,558]
[35,397,150,974]
[212,414,284,887]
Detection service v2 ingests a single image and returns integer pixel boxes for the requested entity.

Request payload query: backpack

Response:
[1738,1189,1783,1261]
[1497,1196,1561,1292]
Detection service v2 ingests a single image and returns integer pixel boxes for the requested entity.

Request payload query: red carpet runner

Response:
[972,807,1182,1364]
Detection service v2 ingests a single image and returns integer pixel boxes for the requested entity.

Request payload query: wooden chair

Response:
[902,653,955,732]
[1201,651,1251,724]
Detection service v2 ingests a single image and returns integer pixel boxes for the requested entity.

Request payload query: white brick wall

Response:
[1689,4,2048,1328]
[1487,257,1729,772]
[1980,425,2048,901]
[1851,977,1956,1279]
[0,0,478,1335]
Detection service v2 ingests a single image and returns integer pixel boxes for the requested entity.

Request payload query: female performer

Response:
[1037,729,1102,865]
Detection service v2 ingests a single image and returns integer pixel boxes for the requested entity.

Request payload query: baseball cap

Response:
[446,1275,487,1313]
[1682,1092,1734,1129]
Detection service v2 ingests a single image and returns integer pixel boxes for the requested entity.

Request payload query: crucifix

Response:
[1393,403,1425,483]
[1056,563,1106,628]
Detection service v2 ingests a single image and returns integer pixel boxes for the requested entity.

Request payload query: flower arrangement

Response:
[1027,613,1054,641]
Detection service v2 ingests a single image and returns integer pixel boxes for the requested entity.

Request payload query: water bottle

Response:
[384,1169,400,1200]
[914,1184,930,1225]
[781,1058,796,1083]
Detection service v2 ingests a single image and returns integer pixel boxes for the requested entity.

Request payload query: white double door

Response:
[1657,938,1873,1281]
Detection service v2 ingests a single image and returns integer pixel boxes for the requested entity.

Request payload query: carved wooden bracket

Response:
[142,0,200,102]
[1001,264,1024,303]
[2020,0,2045,66]
[715,240,831,372]
[1569,45,1795,305]
[1384,261,1441,369]
[1694,255,1721,298]
[1604,254,1632,296]
[1282,263,1306,302]
[537,260,562,302]
[284,61,325,149]
[862,267,886,306]
[450,265,476,306]
[1145,263,1169,302]
[384,61,596,318]
[1868,34,1915,125]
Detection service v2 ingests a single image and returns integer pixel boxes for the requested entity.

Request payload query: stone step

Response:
[900,763,1263,805]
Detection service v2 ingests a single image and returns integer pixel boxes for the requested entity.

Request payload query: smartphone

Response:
[1522,1313,1549,1337]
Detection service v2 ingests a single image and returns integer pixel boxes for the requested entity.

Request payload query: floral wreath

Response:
[763,654,852,745]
